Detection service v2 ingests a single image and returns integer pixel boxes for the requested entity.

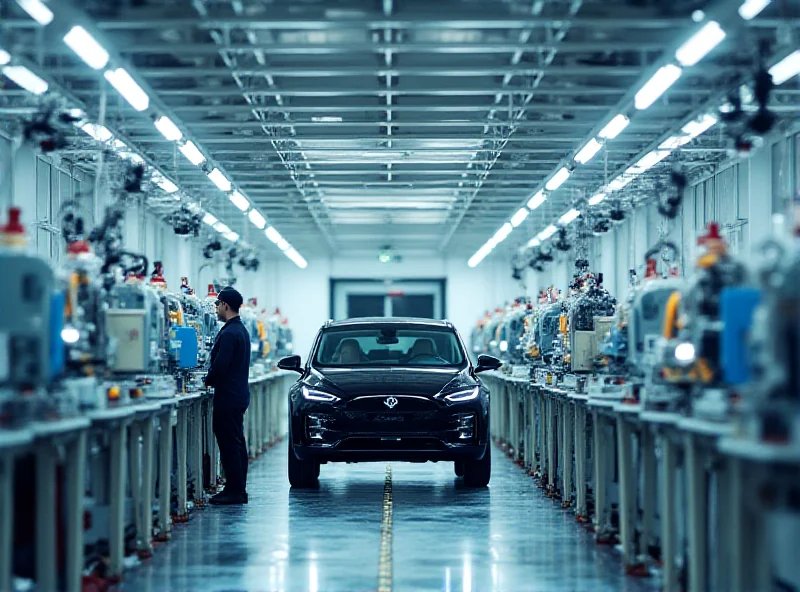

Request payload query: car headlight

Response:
[302,386,339,402]
[444,386,480,402]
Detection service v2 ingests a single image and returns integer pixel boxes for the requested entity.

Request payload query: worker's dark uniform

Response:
[205,316,251,494]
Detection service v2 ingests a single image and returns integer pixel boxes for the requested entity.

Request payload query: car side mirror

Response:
[278,355,303,374]
[475,354,502,374]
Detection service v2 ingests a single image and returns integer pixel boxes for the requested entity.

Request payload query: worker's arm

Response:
[204,331,234,387]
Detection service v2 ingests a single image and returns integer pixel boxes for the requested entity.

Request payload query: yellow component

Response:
[559,314,568,334]
[663,291,682,339]
[263,341,271,356]
[107,386,120,401]
[697,253,720,269]
[257,320,266,340]
[696,358,714,383]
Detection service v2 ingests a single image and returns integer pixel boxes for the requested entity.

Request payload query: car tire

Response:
[288,436,319,488]
[454,461,465,477]
[463,447,491,487]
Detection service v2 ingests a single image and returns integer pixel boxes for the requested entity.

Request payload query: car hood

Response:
[306,366,475,399]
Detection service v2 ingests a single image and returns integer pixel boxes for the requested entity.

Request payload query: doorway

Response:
[332,279,446,320]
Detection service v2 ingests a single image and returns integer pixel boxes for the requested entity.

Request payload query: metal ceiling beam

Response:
[66,16,792,30]
[173,135,655,143]
[169,104,623,114]
[45,65,662,78]
[150,120,669,130]
[35,41,678,56]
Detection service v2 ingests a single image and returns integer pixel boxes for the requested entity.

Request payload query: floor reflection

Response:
[122,444,658,592]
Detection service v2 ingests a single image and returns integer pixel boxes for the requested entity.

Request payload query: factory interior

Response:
[0,0,799,590]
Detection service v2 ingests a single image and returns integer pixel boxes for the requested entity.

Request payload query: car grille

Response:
[338,437,444,451]
[346,395,438,412]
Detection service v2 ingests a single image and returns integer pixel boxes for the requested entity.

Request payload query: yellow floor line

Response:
[378,465,393,592]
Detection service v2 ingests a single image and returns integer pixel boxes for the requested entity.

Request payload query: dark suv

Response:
[278,318,502,488]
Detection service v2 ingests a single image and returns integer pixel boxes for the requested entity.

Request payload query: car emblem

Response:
[384,396,398,409]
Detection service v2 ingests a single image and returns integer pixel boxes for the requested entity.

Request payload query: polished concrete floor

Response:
[122,443,658,592]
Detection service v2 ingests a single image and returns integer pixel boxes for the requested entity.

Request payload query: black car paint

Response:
[283,321,499,464]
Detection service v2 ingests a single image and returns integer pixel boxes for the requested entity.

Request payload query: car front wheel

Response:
[454,461,465,477]
[462,447,491,487]
[288,435,319,488]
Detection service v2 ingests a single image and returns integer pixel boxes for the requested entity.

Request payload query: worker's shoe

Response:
[209,491,248,505]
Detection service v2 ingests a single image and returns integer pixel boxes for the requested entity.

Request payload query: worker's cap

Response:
[216,286,243,309]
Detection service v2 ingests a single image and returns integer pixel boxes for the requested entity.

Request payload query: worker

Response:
[205,286,251,505]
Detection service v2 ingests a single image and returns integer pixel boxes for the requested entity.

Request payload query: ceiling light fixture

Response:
[574,138,603,164]
[179,141,206,166]
[207,168,232,191]
[588,193,607,206]
[468,243,493,268]
[490,223,513,247]
[224,231,239,243]
[675,21,726,67]
[202,213,218,226]
[265,226,282,244]
[0,49,10,66]
[558,209,581,226]
[738,0,770,20]
[277,238,291,251]
[545,167,571,191]
[285,247,308,269]
[537,225,558,242]
[213,221,231,234]
[311,116,343,123]
[598,114,630,140]
[607,175,635,191]
[526,237,541,248]
[63,26,108,70]
[682,113,718,138]
[154,115,182,142]
[80,122,112,142]
[769,50,800,85]
[527,190,546,210]
[635,64,682,110]
[228,191,250,212]
[154,175,179,194]
[629,149,672,174]
[16,0,53,25]
[510,207,530,228]
[104,68,149,112]
[248,209,266,229]
[2,65,48,95]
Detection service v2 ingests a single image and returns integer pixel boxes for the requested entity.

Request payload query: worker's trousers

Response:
[212,406,248,494]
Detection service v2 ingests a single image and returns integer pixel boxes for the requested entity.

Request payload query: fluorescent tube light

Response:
[0,49,10,66]
[635,65,682,110]
[559,209,581,226]
[574,138,603,164]
[769,50,800,85]
[599,114,630,140]
[213,222,231,234]
[526,237,541,248]
[588,193,607,206]
[537,225,558,241]
[490,223,513,246]
[80,122,112,142]
[607,175,635,191]
[155,176,178,194]
[63,26,108,70]
[248,209,266,229]
[229,191,250,212]
[154,116,182,142]
[285,248,308,269]
[224,231,239,243]
[545,167,571,191]
[510,207,530,228]
[738,0,770,20]
[277,238,290,251]
[682,113,718,138]
[16,0,53,25]
[207,168,232,191]
[311,116,343,122]
[265,226,282,244]
[326,201,449,210]
[2,65,48,95]
[468,243,493,268]
[659,135,692,150]
[675,21,726,67]
[629,150,671,174]
[202,213,218,226]
[179,141,206,166]
[527,190,546,210]
[104,68,149,112]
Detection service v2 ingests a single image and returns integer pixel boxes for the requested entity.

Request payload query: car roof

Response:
[324,317,453,329]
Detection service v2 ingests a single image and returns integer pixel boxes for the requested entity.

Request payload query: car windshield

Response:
[315,325,466,367]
